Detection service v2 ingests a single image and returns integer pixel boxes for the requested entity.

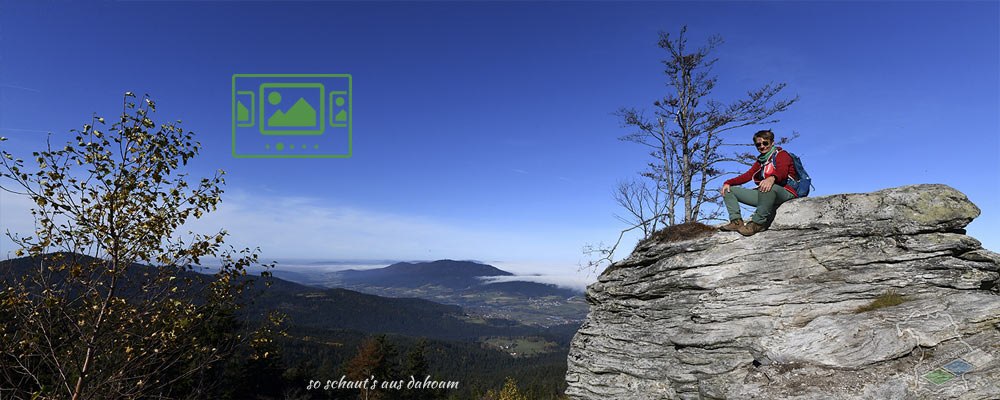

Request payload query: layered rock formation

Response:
[566,184,1000,400]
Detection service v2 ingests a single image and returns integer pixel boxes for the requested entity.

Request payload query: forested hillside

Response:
[1,254,576,399]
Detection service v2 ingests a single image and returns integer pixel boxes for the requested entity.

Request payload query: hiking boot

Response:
[720,218,744,232]
[738,221,765,236]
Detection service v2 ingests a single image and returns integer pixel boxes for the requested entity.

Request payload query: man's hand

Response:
[720,184,731,197]
[759,176,776,193]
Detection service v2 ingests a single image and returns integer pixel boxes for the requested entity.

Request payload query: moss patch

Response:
[855,289,912,313]
[636,222,717,250]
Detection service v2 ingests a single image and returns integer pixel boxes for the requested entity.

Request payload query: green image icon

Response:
[232,74,351,158]
[236,91,255,127]
[259,83,325,135]
[268,98,316,127]
[330,91,349,127]
[237,102,249,120]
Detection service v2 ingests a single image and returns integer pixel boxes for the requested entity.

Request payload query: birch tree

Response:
[0,92,276,399]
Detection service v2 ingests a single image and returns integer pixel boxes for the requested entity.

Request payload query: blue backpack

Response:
[769,150,815,197]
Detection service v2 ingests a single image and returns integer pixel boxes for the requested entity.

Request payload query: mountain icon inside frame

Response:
[266,92,316,127]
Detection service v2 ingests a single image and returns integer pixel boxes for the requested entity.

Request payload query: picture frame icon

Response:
[232,74,352,159]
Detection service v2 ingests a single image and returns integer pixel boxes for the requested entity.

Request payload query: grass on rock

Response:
[855,290,911,313]
[636,222,717,249]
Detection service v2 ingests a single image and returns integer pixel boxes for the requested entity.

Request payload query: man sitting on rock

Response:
[719,129,799,236]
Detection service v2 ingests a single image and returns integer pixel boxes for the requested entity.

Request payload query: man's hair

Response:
[753,129,775,142]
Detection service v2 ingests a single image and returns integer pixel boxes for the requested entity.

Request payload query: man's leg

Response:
[748,189,776,225]
[752,187,797,226]
[762,187,797,226]
[724,187,761,221]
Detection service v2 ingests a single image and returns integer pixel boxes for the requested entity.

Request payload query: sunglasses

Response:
[754,141,771,148]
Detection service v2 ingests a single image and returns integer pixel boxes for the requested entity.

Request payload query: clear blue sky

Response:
[1,1,998,279]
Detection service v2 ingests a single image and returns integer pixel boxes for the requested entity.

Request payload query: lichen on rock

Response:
[566,184,1000,400]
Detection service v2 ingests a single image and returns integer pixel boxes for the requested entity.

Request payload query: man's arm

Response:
[725,162,760,186]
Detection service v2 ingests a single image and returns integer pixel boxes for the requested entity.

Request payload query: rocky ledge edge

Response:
[566,184,1000,400]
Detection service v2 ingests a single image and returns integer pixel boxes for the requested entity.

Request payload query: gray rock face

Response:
[566,184,1000,400]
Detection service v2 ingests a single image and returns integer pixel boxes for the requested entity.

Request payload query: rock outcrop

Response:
[566,184,1000,400]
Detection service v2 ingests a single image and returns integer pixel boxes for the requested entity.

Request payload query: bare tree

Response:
[612,178,669,239]
[586,26,798,271]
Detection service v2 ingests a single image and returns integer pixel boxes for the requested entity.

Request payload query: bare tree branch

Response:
[589,25,799,273]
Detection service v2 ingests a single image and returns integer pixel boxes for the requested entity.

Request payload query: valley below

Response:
[317,282,589,327]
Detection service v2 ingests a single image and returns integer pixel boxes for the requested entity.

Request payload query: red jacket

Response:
[725,147,799,197]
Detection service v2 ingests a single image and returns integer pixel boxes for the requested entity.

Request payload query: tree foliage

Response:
[0,92,275,399]
[344,336,386,400]
[481,377,528,400]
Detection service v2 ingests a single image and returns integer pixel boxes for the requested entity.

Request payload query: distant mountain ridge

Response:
[326,259,579,296]
[319,259,587,326]
[334,259,513,289]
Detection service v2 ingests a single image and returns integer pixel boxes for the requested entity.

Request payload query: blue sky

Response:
[1,1,998,281]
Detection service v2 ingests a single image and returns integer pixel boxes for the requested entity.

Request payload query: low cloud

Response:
[477,274,591,293]
[480,260,596,292]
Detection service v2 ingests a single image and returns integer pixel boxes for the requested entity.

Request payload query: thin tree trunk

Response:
[692,133,715,221]
[73,188,120,400]
[681,66,695,223]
